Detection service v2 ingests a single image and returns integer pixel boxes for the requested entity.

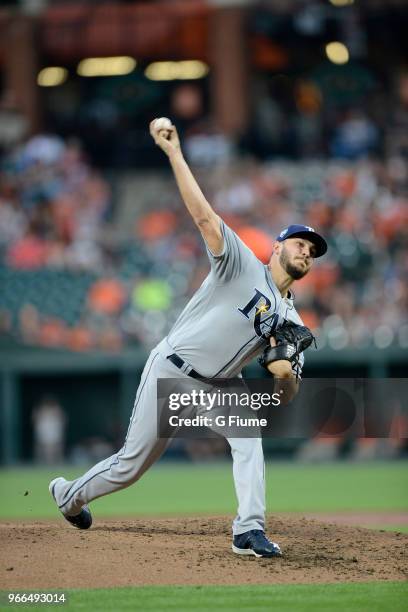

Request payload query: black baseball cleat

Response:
[49,477,92,530]
[232,530,282,558]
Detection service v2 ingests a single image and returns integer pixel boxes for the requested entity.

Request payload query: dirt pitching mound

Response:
[1,516,407,589]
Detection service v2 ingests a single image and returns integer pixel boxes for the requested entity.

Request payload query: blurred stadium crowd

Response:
[0,129,407,354]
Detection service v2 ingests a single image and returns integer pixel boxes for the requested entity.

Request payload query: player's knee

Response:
[115,456,142,483]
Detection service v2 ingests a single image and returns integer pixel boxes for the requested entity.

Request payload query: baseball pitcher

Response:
[49,119,327,558]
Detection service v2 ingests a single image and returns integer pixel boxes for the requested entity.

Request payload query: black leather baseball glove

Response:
[258,320,316,377]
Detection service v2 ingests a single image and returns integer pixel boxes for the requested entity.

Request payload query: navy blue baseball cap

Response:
[276,224,327,257]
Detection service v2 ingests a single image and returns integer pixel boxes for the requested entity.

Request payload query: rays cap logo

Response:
[276,224,328,257]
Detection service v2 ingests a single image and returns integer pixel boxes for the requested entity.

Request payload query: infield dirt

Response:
[1,516,407,589]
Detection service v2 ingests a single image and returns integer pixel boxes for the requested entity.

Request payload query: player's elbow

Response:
[197,215,223,255]
[196,215,212,230]
[195,209,218,229]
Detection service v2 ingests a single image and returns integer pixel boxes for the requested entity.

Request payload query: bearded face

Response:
[278,239,314,280]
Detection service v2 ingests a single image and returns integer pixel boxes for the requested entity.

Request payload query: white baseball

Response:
[153,117,172,131]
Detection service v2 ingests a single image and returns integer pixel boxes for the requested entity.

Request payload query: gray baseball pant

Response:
[52,345,266,535]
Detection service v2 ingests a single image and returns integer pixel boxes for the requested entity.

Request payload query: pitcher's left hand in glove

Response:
[259,320,316,378]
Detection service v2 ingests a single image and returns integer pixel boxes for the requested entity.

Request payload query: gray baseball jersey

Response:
[50,218,304,539]
[166,220,305,378]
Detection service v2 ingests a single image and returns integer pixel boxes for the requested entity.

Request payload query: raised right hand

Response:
[149,119,181,158]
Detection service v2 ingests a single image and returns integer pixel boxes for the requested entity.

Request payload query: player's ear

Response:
[271,240,281,256]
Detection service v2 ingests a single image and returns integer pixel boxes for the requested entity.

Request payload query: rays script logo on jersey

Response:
[238,289,279,339]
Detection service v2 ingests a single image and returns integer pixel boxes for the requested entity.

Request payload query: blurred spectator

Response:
[0,94,28,151]
[70,436,114,465]
[184,120,233,166]
[22,135,65,167]
[330,110,379,160]
[237,226,274,263]
[32,395,67,464]
[19,304,40,345]
[137,211,177,241]
[88,278,127,316]
[6,228,49,269]
[386,72,408,160]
